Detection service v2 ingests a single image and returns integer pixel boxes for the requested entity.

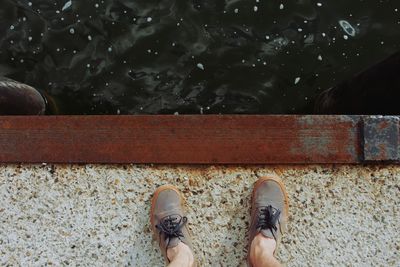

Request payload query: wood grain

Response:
[0,115,362,164]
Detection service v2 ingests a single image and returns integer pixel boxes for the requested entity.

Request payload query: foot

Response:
[150,185,195,266]
[247,176,289,266]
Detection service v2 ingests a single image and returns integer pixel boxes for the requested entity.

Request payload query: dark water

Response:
[0,0,399,114]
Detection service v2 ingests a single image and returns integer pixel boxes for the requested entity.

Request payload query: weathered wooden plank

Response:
[0,115,362,164]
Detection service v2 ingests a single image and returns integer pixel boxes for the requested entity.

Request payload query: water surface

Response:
[0,0,399,114]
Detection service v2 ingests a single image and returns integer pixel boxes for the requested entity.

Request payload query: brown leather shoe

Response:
[247,176,289,266]
[150,185,195,265]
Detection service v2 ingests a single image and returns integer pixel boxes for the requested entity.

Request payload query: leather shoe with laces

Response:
[150,185,195,265]
[247,176,289,266]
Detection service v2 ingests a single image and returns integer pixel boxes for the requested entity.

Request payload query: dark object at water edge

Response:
[315,51,400,115]
[0,77,46,115]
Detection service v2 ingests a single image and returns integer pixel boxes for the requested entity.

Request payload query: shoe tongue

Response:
[166,237,181,248]
[163,214,186,248]
[260,228,274,239]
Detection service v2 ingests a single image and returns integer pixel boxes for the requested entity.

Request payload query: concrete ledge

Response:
[0,164,398,266]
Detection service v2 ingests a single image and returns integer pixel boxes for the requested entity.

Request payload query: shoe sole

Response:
[248,175,289,266]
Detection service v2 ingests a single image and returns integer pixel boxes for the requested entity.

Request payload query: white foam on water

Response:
[62,1,72,11]
[339,20,356,37]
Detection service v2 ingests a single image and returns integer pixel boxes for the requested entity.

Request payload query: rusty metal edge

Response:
[0,115,398,164]
[362,116,400,162]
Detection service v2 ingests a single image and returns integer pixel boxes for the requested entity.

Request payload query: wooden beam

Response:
[0,115,365,164]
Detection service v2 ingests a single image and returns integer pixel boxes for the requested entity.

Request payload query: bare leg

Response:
[167,242,195,267]
[250,233,282,267]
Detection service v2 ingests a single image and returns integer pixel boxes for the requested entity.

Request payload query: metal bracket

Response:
[363,116,400,162]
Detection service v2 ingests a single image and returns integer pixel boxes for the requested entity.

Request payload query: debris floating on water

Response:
[317,55,323,61]
[62,1,72,11]
[147,17,152,22]
[234,8,239,14]
[69,28,75,34]
[279,4,284,10]
[294,77,301,84]
[338,20,356,37]
[197,63,205,70]
[253,6,258,12]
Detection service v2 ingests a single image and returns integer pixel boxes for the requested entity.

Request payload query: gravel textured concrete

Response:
[0,164,399,266]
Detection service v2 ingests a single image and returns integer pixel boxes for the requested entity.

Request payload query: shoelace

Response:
[156,215,188,247]
[256,205,281,240]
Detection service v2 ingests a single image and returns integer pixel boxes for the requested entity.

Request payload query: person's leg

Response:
[166,242,194,267]
[249,234,281,267]
[150,185,196,267]
[247,176,289,267]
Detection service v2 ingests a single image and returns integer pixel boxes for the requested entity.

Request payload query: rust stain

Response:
[363,116,400,162]
[293,115,360,163]
[378,120,389,130]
